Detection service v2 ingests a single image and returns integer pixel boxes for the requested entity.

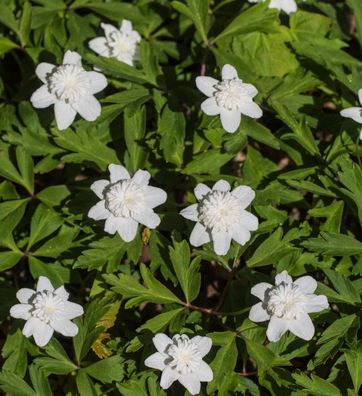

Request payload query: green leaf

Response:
[137,308,185,333]
[323,269,361,304]
[0,37,18,56]
[0,251,22,271]
[292,372,342,396]
[76,371,97,396]
[19,2,32,46]
[345,344,362,393]
[0,371,36,396]
[83,355,124,383]
[33,357,77,375]
[183,149,233,175]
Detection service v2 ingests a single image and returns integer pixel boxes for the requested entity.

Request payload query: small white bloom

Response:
[249,270,329,342]
[88,164,167,242]
[248,0,297,14]
[10,276,84,347]
[89,20,141,66]
[196,64,262,133]
[340,88,362,140]
[180,180,258,256]
[145,333,213,395]
[30,50,107,130]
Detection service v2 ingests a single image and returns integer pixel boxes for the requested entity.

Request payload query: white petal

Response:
[51,318,78,337]
[201,97,220,116]
[190,222,210,247]
[194,183,211,200]
[10,304,32,320]
[305,295,329,313]
[231,222,251,246]
[144,352,166,370]
[294,276,317,294]
[116,217,139,242]
[360,127,362,140]
[101,22,118,38]
[90,180,109,199]
[251,282,273,300]
[144,186,167,208]
[231,185,255,208]
[241,101,263,119]
[54,101,77,130]
[287,314,314,341]
[212,230,232,256]
[249,302,270,322]
[104,215,119,234]
[35,63,55,83]
[132,169,150,185]
[87,71,107,94]
[160,366,177,390]
[23,317,42,337]
[191,336,212,358]
[121,19,133,33]
[108,164,130,183]
[134,209,160,229]
[33,321,54,347]
[212,180,230,192]
[63,50,82,65]
[88,200,109,220]
[359,89,362,105]
[195,76,219,97]
[37,276,54,292]
[239,211,259,231]
[197,361,213,382]
[275,271,292,285]
[178,374,201,395]
[88,37,109,56]
[266,316,288,342]
[153,334,172,353]
[180,204,199,222]
[16,288,35,303]
[220,108,241,133]
[73,94,101,122]
[30,85,55,108]
[54,285,69,300]
[63,301,84,319]
[340,107,362,123]
[270,0,297,14]
[222,64,238,80]
[241,82,258,98]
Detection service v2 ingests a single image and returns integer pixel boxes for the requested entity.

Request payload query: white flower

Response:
[196,64,262,133]
[248,0,297,14]
[10,276,84,347]
[340,88,362,140]
[145,333,213,395]
[249,270,329,342]
[89,20,141,66]
[88,164,167,242]
[180,180,258,256]
[30,50,107,130]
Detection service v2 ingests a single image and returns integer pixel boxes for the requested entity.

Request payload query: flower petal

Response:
[249,302,270,322]
[54,285,69,300]
[51,318,78,337]
[160,366,177,390]
[275,271,293,285]
[220,108,241,133]
[194,183,211,200]
[104,215,120,234]
[90,180,109,199]
[108,164,130,183]
[196,76,219,97]
[121,19,133,33]
[340,107,362,123]
[191,336,212,358]
[270,0,297,14]
[153,333,172,353]
[294,276,317,294]
[63,301,84,319]
[212,180,230,192]
[133,209,160,229]
[201,97,220,115]
[251,282,273,300]
[32,321,54,347]
[178,373,201,395]
[101,22,118,38]
[132,169,150,185]
[63,50,82,65]
[16,288,35,303]
[266,316,288,342]
[10,304,32,320]
[305,295,329,313]
[35,63,55,83]
[144,352,166,370]
[222,64,238,80]
[144,186,167,208]
[88,37,109,56]
[116,217,139,242]
[241,82,258,98]
[359,89,362,105]
[231,222,251,246]
[30,85,55,109]
[287,313,314,341]
[190,222,210,247]
[231,185,255,208]
[197,361,213,382]
[180,204,199,222]
[23,317,42,337]
[87,71,107,94]
[37,276,54,292]
[212,230,231,256]
[54,101,77,130]
[241,101,263,119]
[73,94,101,122]
[239,211,259,231]
[88,200,109,220]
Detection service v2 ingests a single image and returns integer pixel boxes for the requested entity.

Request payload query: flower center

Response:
[214,79,249,111]
[166,335,201,375]
[266,282,305,320]
[198,191,242,232]
[104,180,144,218]
[30,291,64,323]
[107,31,137,57]
[47,64,90,103]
